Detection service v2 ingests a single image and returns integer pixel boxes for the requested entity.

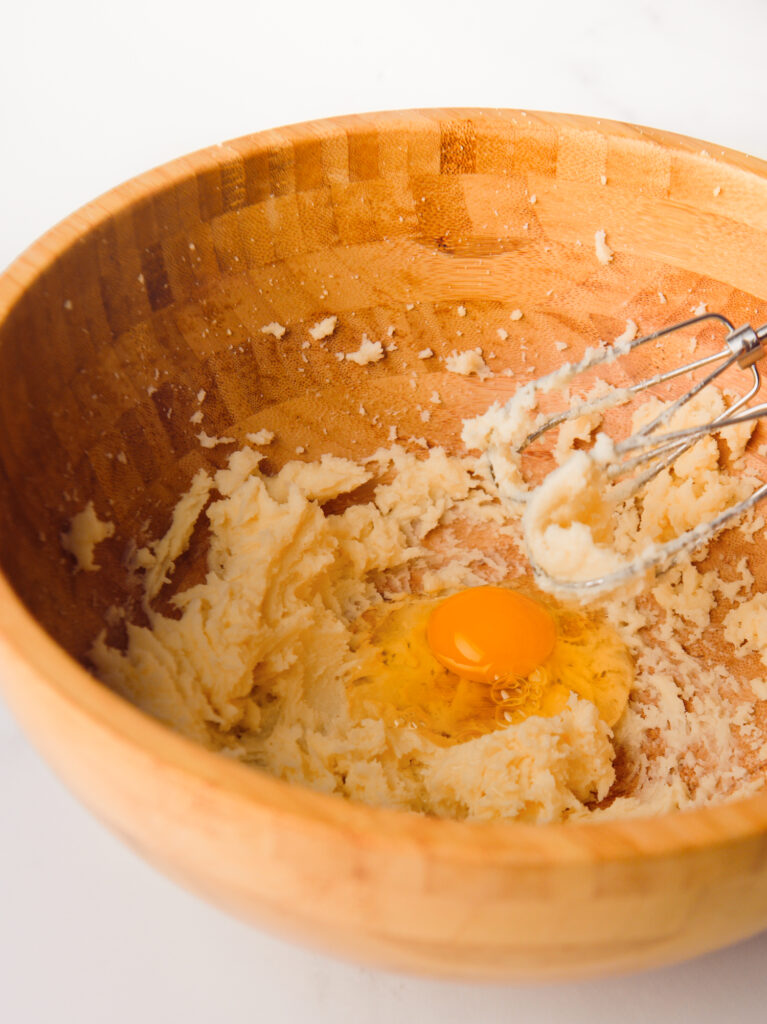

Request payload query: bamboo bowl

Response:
[3,109,767,981]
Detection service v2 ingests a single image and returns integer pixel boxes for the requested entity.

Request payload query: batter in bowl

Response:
[82,380,767,824]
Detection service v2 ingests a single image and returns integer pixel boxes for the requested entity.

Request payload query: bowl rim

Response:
[3,106,767,865]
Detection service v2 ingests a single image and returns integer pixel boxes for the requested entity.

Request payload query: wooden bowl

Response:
[3,109,767,981]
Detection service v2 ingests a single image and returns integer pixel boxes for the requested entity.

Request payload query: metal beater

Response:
[488,312,767,593]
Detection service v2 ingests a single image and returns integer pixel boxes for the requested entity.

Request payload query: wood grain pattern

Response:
[2,109,767,978]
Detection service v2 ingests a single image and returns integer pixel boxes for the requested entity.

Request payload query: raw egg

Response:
[426,586,556,681]
[348,587,632,747]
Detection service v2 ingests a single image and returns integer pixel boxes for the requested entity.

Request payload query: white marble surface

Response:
[3,1,767,1020]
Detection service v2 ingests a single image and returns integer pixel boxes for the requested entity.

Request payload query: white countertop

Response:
[3,1,767,1020]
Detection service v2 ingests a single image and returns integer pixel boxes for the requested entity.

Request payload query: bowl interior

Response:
[2,108,767,689]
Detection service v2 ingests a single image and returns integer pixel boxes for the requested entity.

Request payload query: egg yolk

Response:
[426,586,556,682]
